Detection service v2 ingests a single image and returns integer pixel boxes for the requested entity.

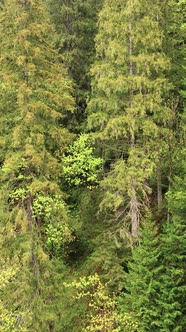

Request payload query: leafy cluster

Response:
[63,134,102,186]
[65,274,119,331]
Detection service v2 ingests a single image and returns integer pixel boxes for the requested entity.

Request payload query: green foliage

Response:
[99,158,153,237]
[33,194,72,254]
[87,0,174,237]
[0,0,185,331]
[158,166,186,331]
[120,217,163,331]
[118,312,139,332]
[161,0,186,93]
[47,0,102,131]
[64,273,139,331]
[63,134,102,186]
[166,174,186,217]
[65,273,120,331]
[0,264,27,332]
[120,168,186,332]
[0,0,74,238]
[0,0,74,331]
[82,234,127,292]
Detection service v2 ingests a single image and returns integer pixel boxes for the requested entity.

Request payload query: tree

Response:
[47,0,102,132]
[62,134,102,187]
[64,273,119,332]
[120,217,163,331]
[158,165,186,331]
[154,0,186,211]
[88,0,174,238]
[161,0,185,94]
[120,166,186,331]
[0,0,74,330]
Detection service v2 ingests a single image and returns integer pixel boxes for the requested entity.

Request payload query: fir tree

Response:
[47,0,102,132]
[0,0,74,330]
[88,0,174,238]
[120,169,186,331]
[161,0,186,93]
[120,218,163,331]
[158,167,186,331]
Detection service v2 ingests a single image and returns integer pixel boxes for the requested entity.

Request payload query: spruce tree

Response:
[88,0,174,238]
[158,168,186,331]
[120,218,163,331]
[0,0,74,330]
[47,0,102,131]
[155,0,186,206]
[120,169,186,331]
[161,0,186,93]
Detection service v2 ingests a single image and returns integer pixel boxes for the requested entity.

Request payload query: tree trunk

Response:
[157,159,163,208]
[128,1,139,237]
[130,178,139,238]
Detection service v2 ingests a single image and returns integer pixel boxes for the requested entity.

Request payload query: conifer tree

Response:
[161,0,185,93]
[47,0,102,131]
[88,0,174,237]
[0,0,74,330]
[155,0,186,205]
[120,168,186,331]
[120,218,163,331]
[158,167,186,331]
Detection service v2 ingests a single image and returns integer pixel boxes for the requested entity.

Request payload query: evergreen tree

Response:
[88,0,174,238]
[120,218,163,331]
[47,0,102,132]
[158,166,186,331]
[0,0,74,330]
[161,0,186,93]
[154,0,186,207]
[120,168,186,331]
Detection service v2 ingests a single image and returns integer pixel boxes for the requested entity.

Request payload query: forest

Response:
[0,0,185,331]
